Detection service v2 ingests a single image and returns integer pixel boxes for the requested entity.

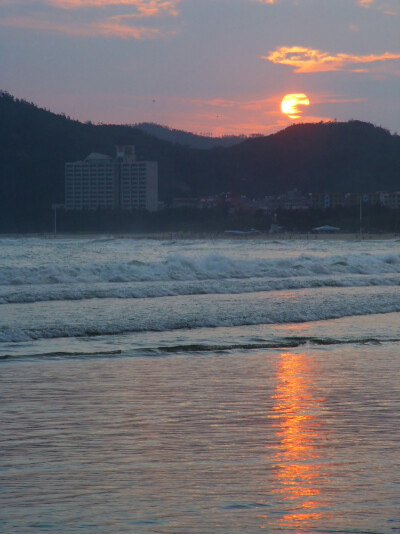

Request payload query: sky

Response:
[1,0,399,136]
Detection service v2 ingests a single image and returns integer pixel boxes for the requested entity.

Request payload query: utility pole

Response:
[359,195,364,239]
[51,204,64,236]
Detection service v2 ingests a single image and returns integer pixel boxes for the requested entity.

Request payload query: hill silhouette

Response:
[0,91,399,230]
[135,122,246,149]
[221,120,400,196]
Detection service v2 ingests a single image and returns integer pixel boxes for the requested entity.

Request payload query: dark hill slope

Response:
[135,122,246,149]
[222,121,400,197]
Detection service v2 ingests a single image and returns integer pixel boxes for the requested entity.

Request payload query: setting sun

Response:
[281,93,310,119]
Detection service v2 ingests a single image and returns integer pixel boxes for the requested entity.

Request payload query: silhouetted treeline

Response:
[1,90,400,232]
[135,122,246,149]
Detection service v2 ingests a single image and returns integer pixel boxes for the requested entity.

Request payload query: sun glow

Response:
[281,93,310,119]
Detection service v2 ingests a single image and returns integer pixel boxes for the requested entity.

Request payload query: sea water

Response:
[1,236,400,533]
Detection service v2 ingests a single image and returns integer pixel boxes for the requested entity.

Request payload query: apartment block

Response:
[65,146,158,211]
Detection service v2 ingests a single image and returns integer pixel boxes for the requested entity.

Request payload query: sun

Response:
[281,93,310,119]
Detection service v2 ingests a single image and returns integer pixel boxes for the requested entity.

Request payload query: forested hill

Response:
[222,120,400,196]
[1,91,400,229]
[135,122,246,149]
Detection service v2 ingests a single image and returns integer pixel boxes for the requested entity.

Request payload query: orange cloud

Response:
[0,0,181,38]
[357,0,399,15]
[45,0,181,17]
[316,95,367,104]
[263,46,400,73]
[0,16,165,38]
[197,96,277,109]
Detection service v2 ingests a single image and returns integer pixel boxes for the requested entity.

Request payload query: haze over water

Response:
[1,236,400,533]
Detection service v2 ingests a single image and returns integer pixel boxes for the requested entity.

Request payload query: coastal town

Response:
[170,189,400,214]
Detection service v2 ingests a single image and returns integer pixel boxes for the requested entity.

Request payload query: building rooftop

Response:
[85,152,111,161]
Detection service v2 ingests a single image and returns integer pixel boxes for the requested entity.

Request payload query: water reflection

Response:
[267,351,328,530]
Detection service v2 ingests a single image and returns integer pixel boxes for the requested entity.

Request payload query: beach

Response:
[1,236,400,533]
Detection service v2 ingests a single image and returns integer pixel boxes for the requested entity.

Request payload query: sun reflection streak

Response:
[267,351,328,530]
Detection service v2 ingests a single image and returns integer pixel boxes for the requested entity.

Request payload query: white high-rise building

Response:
[65,146,158,211]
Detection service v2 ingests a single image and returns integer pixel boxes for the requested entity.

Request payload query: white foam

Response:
[1,273,400,304]
[1,286,399,342]
[0,251,399,287]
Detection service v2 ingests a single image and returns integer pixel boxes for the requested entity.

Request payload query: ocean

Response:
[1,236,400,533]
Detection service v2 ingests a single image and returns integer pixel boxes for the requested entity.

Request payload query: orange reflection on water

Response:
[274,323,310,331]
[267,351,327,529]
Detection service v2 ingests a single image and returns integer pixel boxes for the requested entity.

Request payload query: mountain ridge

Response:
[134,122,247,149]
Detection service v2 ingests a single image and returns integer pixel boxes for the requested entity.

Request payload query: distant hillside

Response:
[135,122,247,149]
[221,120,400,196]
[1,90,399,231]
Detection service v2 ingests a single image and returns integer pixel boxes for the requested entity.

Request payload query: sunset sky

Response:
[1,0,399,136]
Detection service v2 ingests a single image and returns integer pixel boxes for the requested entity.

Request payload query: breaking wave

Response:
[1,286,400,342]
[1,251,399,286]
[1,252,400,304]
[0,274,399,304]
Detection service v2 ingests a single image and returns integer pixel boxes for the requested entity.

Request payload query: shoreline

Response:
[0,231,399,241]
